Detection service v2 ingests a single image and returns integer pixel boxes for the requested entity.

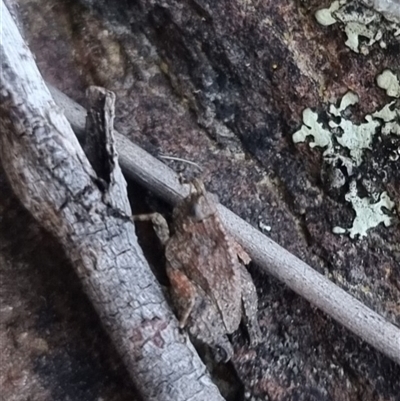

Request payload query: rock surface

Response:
[1,0,399,400]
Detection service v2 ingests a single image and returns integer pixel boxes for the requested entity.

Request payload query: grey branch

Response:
[49,84,400,367]
[0,2,225,400]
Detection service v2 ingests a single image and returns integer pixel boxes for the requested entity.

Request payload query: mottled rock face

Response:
[5,0,400,399]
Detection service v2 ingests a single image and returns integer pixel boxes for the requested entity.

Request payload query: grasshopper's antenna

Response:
[158,155,209,192]
[158,155,203,172]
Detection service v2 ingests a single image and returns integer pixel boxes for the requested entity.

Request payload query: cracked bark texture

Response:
[0,4,224,400]
[2,0,400,400]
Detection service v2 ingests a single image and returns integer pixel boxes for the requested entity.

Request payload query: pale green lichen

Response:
[292,108,333,155]
[334,5,382,53]
[294,84,400,166]
[376,69,400,98]
[293,72,400,239]
[333,182,394,238]
[293,91,381,166]
[329,115,380,165]
[372,100,400,135]
[343,21,382,53]
[315,0,400,53]
[315,1,342,26]
[367,0,400,23]
[329,91,359,116]
[381,120,400,135]
[372,100,397,121]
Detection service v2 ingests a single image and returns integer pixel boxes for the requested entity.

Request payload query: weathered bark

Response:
[0,3,224,401]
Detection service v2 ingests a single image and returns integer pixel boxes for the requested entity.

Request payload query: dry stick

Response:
[0,3,225,401]
[49,84,400,366]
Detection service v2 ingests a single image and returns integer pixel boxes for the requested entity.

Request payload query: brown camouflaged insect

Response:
[134,179,261,362]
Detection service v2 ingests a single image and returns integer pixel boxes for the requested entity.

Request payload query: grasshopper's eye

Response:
[190,202,205,221]
[189,194,217,221]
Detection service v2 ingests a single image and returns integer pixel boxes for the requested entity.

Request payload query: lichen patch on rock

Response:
[293,70,399,238]
[376,69,400,98]
[315,0,400,54]
[292,108,334,155]
[332,181,394,238]
[292,90,388,167]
